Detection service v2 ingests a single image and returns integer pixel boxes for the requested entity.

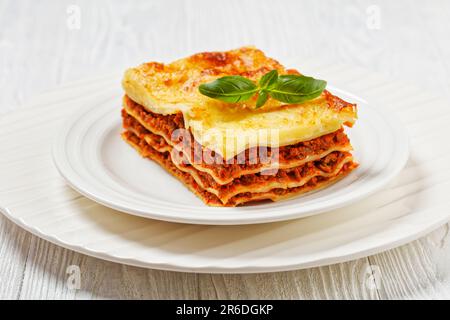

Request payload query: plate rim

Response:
[52,86,410,225]
[1,203,448,273]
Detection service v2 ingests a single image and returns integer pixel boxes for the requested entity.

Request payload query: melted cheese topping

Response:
[122,46,357,159]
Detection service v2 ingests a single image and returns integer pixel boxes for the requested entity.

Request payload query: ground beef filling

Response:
[123,110,351,191]
[123,131,355,206]
[124,131,222,205]
[191,151,350,196]
[123,96,350,181]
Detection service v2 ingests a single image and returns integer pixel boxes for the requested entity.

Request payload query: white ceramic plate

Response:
[1,65,450,273]
[52,86,409,225]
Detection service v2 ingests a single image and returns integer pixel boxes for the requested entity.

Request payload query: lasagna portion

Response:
[121,47,358,206]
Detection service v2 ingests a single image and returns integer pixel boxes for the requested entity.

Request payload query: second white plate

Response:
[52,86,409,225]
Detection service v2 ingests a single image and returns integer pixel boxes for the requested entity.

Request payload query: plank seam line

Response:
[15,234,32,299]
[367,256,382,300]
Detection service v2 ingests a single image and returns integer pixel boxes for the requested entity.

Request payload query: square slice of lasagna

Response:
[121,47,358,206]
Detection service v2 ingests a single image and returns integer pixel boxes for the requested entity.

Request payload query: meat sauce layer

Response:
[123,131,356,206]
[124,110,352,196]
[123,96,351,181]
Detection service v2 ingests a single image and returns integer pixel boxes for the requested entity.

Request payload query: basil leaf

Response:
[258,69,278,89]
[198,71,327,108]
[255,90,268,108]
[198,76,258,103]
[268,75,326,104]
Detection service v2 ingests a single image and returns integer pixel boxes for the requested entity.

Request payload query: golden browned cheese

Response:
[122,47,357,160]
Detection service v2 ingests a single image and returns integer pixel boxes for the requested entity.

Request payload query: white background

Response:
[1,0,450,299]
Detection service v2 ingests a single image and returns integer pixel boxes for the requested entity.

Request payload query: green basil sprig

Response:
[198,70,326,108]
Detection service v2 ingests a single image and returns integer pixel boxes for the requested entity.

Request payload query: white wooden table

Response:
[1,0,450,299]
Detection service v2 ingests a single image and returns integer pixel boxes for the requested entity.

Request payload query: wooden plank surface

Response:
[1,0,450,299]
